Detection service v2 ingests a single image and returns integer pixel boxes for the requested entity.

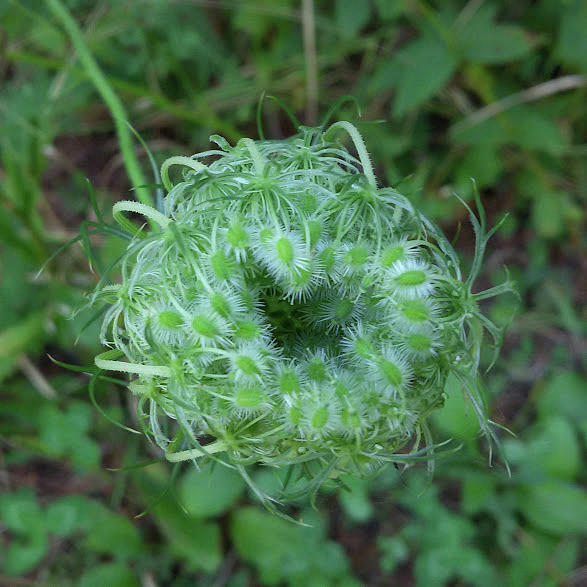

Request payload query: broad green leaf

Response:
[432,374,481,440]
[83,510,143,559]
[454,106,565,154]
[0,311,45,361]
[231,507,353,585]
[507,107,566,154]
[556,0,587,68]
[46,495,94,536]
[335,0,371,37]
[454,143,503,197]
[374,0,405,20]
[525,417,581,480]
[452,116,508,146]
[459,4,532,64]
[38,402,100,472]
[458,143,503,188]
[537,372,587,431]
[461,477,497,515]
[532,190,565,238]
[1,531,48,577]
[137,466,222,572]
[153,495,222,572]
[0,490,48,576]
[415,545,496,587]
[518,482,587,535]
[507,531,579,586]
[378,535,409,574]
[178,463,245,518]
[79,563,139,587]
[159,514,222,573]
[338,476,374,523]
[0,489,44,534]
[381,35,457,116]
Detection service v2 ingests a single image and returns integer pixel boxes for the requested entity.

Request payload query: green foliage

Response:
[379,477,499,586]
[0,0,584,584]
[0,490,48,576]
[178,464,245,518]
[79,563,140,587]
[39,402,100,472]
[457,4,533,65]
[231,507,357,586]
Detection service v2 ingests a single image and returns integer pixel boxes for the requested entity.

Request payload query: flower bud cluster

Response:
[94,124,510,496]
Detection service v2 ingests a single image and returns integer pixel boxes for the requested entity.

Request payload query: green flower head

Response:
[90,122,514,506]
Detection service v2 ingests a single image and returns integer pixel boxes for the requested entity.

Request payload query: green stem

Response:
[95,351,171,378]
[241,138,266,175]
[112,200,171,232]
[46,0,154,217]
[324,121,377,188]
[166,440,227,462]
[160,156,208,191]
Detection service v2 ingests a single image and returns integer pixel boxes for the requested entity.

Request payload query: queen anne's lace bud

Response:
[92,123,514,503]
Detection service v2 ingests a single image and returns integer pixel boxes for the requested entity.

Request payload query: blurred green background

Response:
[0,0,585,585]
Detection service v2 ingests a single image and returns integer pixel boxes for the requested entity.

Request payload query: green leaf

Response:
[414,545,496,587]
[0,489,44,534]
[231,507,353,585]
[136,466,223,572]
[454,106,565,154]
[178,463,245,518]
[518,482,587,535]
[338,476,374,523]
[0,490,48,576]
[531,190,565,238]
[525,417,581,480]
[459,4,533,64]
[432,374,481,440]
[461,477,497,515]
[537,372,587,432]
[38,402,100,472]
[377,35,457,117]
[374,0,405,21]
[335,0,371,38]
[454,143,503,198]
[83,508,143,558]
[2,531,48,577]
[0,311,46,380]
[79,563,139,587]
[507,531,579,586]
[156,511,222,573]
[46,495,94,536]
[556,0,587,69]
[377,535,409,574]
[507,107,566,153]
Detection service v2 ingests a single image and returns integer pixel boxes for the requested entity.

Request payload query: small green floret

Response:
[407,333,433,353]
[234,320,261,340]
[191,315,220,338]
[158,310,183,328]
[381,245,405,266]
[235,385,266,409]
[311,406,329,429]
[276,237,294,264]
[234,355,261,376]
[399,299,430,323]
[380,360,403,387]
[279,368,300,394]
[396,270,427,286]
[307,357,328,382]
